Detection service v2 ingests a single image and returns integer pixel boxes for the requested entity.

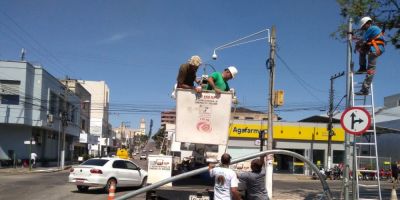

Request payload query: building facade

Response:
[78,80,110,156]
[61,79,98,159]
[0,61,81,166]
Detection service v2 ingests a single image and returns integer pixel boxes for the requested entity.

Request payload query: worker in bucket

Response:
[354,16,385,95]
[206,66,238,94]
[176,55,203,92]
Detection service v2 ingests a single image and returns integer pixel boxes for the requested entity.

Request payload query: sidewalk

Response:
[0,165,71,174]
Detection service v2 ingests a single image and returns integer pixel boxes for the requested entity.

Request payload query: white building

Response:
[78,80,110,156]
[0,60,81,166]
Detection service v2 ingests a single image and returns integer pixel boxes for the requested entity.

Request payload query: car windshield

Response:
[81,159,109,166]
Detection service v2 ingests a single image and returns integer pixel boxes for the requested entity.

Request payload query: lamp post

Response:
[212,27,274,199]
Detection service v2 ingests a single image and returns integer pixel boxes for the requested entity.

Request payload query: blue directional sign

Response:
[340,107,371,135]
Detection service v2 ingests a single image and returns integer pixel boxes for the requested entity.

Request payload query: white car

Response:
[68,157,148,192]
[140,154,147,160]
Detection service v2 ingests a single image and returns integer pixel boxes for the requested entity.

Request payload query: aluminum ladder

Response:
[351,72,382,200]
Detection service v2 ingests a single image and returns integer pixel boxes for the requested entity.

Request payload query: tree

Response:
[151,127,165,149]
[333,0,400,49]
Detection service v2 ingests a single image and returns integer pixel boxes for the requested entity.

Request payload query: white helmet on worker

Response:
[359,16,372,29]
[189,55,202,67]
[227,66,238,78]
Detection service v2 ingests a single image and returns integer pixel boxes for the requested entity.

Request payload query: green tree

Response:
[333,0,400,48]
[151,127,165,149]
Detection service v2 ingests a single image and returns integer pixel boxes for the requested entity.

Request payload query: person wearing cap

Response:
[355,16,385,95]
[206,66,238,94]
[176,55,202,93]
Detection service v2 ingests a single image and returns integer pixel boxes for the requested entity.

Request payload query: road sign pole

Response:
[29,137,32,171]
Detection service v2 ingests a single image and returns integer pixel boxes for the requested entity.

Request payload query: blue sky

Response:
[0,1,399,133]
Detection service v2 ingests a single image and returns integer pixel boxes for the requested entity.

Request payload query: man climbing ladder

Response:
[355,16,385,95]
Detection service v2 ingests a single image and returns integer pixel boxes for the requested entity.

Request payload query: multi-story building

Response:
[0,60,81,166]
[60,79,98,159]
[78,80,110,156]
[161,110,176,128]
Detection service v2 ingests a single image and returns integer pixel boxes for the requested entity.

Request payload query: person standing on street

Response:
[237,156,268,200]
[206,66,238,94]
[209,153,241,200]
[30,152,38,168]
[176,55,202,92]
[355,16,385,95]
[392,162,399,183]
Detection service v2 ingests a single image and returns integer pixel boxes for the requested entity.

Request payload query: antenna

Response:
[20,48,26,61]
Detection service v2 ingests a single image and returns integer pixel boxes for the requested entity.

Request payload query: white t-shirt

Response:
[31,153,37,160]
[210,167,239,200]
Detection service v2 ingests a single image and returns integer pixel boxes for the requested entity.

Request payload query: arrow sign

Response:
[340,107,371,135]
[350,112,364,129]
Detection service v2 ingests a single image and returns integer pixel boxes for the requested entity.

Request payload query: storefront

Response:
[227,120,345,174]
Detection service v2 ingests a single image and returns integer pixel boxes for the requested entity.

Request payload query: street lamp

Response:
[211,28,270,60]
[211,27,275,199]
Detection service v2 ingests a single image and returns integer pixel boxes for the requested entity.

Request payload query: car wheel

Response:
[77,185,89,192]
[140,177,147,187]
[104,178,117,193]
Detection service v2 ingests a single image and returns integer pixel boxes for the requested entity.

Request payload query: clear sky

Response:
[0,0,398,133]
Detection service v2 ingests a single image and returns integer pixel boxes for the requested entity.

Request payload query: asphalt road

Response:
[1,169,398,200]
[0,142,397,200]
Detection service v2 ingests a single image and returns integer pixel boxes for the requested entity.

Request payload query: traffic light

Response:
[274,90,284,106]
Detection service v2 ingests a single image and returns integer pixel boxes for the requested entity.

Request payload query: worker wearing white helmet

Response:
[176,55,202,92]
[206,66,238,94]
[355,16,385,95]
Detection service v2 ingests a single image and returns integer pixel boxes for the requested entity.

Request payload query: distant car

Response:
[142,150,147,153]
[133,153,137,156]
[68,158,147,193]
[140,154,147,160]
[149,149,153,152]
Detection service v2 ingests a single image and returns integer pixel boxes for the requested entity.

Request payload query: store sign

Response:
[176,89,232,145]
[79,132,88,143]
[147,155,173,186]
[229,122,345,142]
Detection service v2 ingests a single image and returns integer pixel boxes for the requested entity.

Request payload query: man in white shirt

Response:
[30,152,38,168]
[209,153,241,200]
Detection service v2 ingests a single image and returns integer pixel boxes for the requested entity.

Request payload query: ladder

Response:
[351,72,382,200]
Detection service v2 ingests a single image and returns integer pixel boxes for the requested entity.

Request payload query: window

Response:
[233,116,239,119]
[58,97,64,116]
[245,117,254,120]
[49,92,57,114]
[333,150,344,164]
[125,161,139,170]
[112,160,126,169]
[205,145,219,153]
[81,159,109,166]
[0,80,20,105]
[81,119,86,130]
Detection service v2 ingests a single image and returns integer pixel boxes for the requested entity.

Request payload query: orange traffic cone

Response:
[108,181,116,200]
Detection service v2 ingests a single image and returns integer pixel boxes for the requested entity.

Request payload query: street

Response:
[1,167,398,200]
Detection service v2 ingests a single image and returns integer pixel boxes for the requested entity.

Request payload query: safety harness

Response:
[367,32,385,56]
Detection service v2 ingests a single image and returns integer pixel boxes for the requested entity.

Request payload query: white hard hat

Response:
[227,66,238,78]
[359,16,372,29]
[189,55,202,67]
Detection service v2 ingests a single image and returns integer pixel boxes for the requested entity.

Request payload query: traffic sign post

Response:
[340,107,371,135]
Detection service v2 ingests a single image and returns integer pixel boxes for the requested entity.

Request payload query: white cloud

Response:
[99,32,130,44]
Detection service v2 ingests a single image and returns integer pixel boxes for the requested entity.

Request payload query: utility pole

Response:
[266,25,276,200]
[343,18,353,200]
[327,71,344,170]
[60,77,69,170]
